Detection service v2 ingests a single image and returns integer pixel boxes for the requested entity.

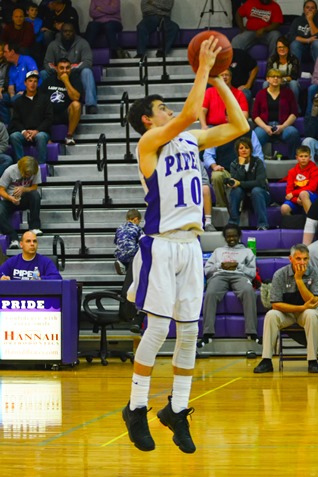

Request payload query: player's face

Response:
[289,251,309,271]
[224,229,240,248]
[57,62,71,78]
[148,100,174,127]
[20,232,38,255]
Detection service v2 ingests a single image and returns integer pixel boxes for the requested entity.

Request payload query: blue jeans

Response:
[231,30,281,56]
[290,39,318,63]
[0,153,13,176]
[0,190,41,241]
[85,20,123,50]
[302,137,318,162]
[306,84,318,115]
[229,187,271,228]
[9,131,50,164]
[254,122,301,159]
[136,15,179,54]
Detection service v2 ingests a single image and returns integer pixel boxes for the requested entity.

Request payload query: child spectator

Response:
[114,208,142,275]
[25,2,44,45]
[281,145,318,216]
[114,208,145,334]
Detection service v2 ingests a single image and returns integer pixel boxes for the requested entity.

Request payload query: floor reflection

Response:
[0,378,62,439]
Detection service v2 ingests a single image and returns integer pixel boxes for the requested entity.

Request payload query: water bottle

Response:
[247,237,256,256]
[32,266,40,280]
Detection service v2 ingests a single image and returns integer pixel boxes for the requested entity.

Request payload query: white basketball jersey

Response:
[136,131,204,235]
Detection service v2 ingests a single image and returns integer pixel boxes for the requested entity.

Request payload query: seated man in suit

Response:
[0,229,62,280]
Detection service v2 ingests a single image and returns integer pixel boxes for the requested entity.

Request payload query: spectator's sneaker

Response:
[9,240,19,249]
[114,260,126,275]
[157,396,196,454]
[204,223,216,232]
[32,229,43,236]
[122,402,155,451]
[86,105,98,114]
[65,135,76,146]
[197,335,213,348]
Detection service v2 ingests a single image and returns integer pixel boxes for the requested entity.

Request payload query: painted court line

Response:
[100,376,242,447]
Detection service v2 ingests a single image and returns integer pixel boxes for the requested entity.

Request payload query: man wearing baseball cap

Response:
[9,70,53,164]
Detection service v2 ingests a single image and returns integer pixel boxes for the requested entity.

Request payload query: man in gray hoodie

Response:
[198,223,258,347]
[42,22,98,114]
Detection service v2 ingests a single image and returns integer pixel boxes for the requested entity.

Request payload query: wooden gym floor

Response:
[0,356,318,477]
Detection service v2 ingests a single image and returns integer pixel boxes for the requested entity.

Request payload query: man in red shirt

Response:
[1,8,35,56]
[199,68,249,128]
[231,0,283,56]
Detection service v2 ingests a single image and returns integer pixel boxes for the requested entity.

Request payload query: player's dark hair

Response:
[128,94,164,135]
[222,223,241,238]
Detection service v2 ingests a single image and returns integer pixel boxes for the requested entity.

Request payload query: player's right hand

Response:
[199,36,222,71]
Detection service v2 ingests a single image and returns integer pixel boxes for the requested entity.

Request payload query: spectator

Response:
[303,197,318,245]
[254,244,318,374]
[1,8,36,56]
[252,68,300,160]
[203,130,264,207]
[1,0,26,26]
[114,208,143,275]
[85,0,129,59]
[0,41,10,124]
[281,145,318,216]
[305,58,318,116]
[231,0,283,56]
[0,120,13,176]
[289,0,318,64]
[198,223,258,348]
[227,136,270,230]
[264,36,301,107]
[43,22,98,114]
[4,41,39,102]
[0,156,42,249]
[9,70,53,164]
[114,208,145,334]
[199,68,249,129]
[40,57,82,146]
[302,92,318,160]
[0,230,62,280]
[230,48,259,111]
[135,0,179,58]
[25,2,44,45]
[41,0,80,47]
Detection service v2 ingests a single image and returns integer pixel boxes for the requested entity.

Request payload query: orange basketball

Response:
[187,30,233,79]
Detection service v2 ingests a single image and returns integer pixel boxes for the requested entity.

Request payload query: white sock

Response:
[205,214,212,225]
[130,373,151,410]
[171,375,193,413]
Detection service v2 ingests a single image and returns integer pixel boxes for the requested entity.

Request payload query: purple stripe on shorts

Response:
[144,172,160,234]
[135,236,154,310]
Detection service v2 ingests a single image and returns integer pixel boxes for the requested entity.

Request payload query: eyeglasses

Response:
[277,46,288,49]
[268,75,281,78]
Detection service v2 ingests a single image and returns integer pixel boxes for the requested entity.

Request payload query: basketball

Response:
[187,30,233,79]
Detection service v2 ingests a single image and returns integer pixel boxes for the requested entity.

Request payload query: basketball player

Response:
[122,36,249,453]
